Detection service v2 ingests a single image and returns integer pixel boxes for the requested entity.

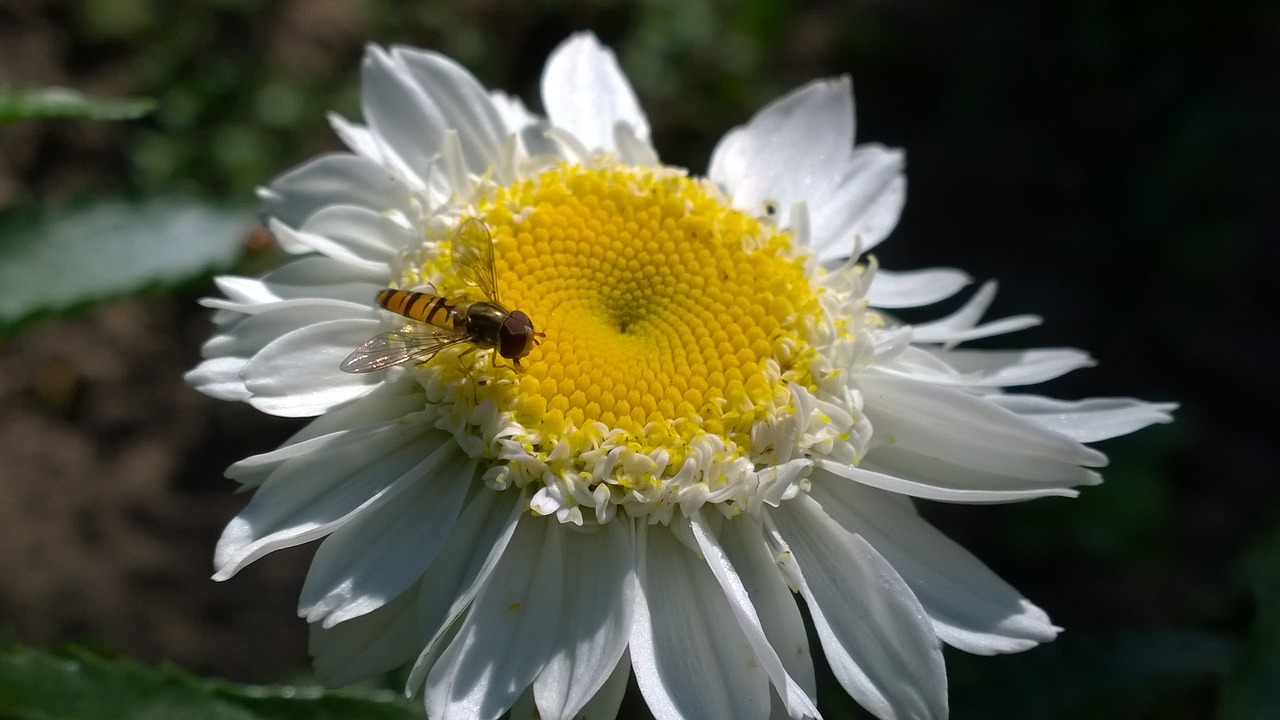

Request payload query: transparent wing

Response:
[340,327,471,373]
[451,217,500,304]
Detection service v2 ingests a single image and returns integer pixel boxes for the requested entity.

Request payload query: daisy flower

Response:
[188,32,1174,720]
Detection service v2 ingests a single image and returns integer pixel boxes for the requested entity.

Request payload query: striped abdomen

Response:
[375,289,460,331]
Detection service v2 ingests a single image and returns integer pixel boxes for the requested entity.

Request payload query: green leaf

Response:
[0,645,424,720]
[0,199,253,334]
[0,87,155,124]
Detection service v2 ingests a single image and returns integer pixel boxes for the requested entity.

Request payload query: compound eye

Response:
[499,310,535,359]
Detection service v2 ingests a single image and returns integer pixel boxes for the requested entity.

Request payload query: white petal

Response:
[541,32,650,154]
[807,145,906,260]
[212,274,280,306]
[213,416,435,579]
[360,45,444,187]
[860,439,1101,500]
[710,79,850,221]
[224,380,424,489]
[987,395,1177,442]
[215,256,386,308]
[309,581,424,685]
[708,77,906,257]
[630,523,771,720]
[257,152,417,229]
[241,318,383,417]
[408,488,523,688]
[879,347,1096,388]
[267,255,386,299]
[910,281,1040,346]
[811,476,1060,654]
[425,515,564,720]
[867,267,972,309]
[770,494,948,720]
[200,302,369,360]
[515,652,632,720]
[719,517,817,701]
[327,114,388,166]
[325,115,435,199]
[490,90,559,157]
[438,130,470,199]
[489,90,539,133]
[185,356,251,402]
[542,127,591,164]
[941,347,1094,386]
[224,431,368,493]
[575,651,633,720]
[817,458,1086,503]
[614,122,660,167]
[533,520,636,720]
[236,378,420,462]
[690,514,819,720]
[300,204,417,266]
[299,445,473,627]
[918,314,1044,346]
[201,296,370,323]
[710,78,852,207]
[860,372,1106,470]
[267,218,388,276]
[390,46,508,174]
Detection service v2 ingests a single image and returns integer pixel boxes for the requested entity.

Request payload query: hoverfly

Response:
[340,218,540,373]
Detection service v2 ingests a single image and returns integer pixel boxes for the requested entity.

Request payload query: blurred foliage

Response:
[0,200,251,336]
[0,88,154,125]
[0,0,1274,718]
[0,644,424,720]
[1217,523,1280,718]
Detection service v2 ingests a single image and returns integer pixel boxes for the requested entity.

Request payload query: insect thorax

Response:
[461,302,509,347]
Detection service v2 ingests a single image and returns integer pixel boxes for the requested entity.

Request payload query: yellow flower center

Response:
[401,160,860,523]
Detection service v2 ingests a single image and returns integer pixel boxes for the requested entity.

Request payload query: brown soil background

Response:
[0,297,313,681]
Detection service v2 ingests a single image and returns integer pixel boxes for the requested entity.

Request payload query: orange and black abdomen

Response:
[375,289,458,330]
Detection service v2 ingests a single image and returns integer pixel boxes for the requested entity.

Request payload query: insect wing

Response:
[340,327,470,373]
[451,217,501,304]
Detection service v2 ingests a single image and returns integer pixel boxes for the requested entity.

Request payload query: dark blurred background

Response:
[0,1,1275,718]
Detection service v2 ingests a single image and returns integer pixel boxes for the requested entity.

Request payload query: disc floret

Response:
[401,160,871,524]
